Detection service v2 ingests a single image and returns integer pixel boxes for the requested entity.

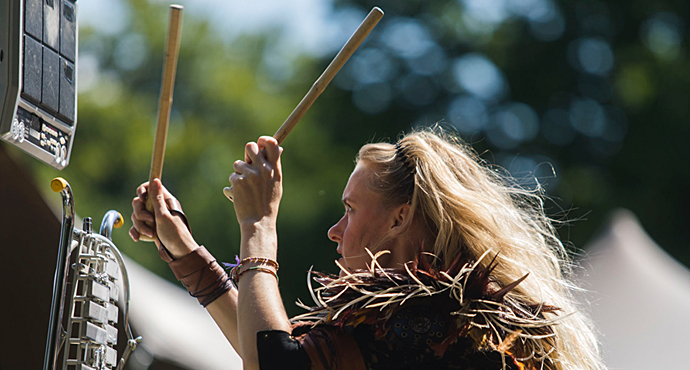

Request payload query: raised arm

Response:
[130,179,241,351]
[130,136,292,367]
[229,136,292,369]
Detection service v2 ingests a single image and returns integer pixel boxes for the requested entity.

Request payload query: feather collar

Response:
[293,249,561,370]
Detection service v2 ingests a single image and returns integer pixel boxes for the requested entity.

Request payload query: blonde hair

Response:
[356,126,605,370]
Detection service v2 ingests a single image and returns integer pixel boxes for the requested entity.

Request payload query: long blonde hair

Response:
[356,126,605,370]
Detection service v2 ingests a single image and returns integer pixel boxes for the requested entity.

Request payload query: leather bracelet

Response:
[168,246,234,307]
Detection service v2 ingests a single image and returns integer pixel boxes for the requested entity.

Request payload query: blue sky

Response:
[79,0,348,56]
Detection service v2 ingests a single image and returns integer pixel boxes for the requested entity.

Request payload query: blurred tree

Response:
[320,0,690,266]
[21,0,353,314]
[15,0,690,319]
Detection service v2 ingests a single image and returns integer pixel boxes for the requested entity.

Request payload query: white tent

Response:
[578,210,690,369]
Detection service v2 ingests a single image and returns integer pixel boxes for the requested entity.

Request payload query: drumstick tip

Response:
[223,187,235,202]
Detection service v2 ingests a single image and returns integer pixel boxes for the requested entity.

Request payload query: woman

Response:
[130,126,605,370]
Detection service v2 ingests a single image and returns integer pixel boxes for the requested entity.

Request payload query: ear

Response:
[389,203,411,235]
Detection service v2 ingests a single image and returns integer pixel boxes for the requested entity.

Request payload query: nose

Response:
[328,215,346,243]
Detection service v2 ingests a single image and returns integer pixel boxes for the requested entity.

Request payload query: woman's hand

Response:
[229,136,283,228]
[130,179,199,259]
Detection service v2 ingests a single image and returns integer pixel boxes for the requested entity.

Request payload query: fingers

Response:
[233,159,253,175]
[132,195,154,223]
[132,215,155,238]
[131,180,195,255]
[150,178,173,220]
[237,137,281,172]
[129,224,154,242]
[230,137,283,195]
[257,136,281,163]
[131,191,155,242]
[244,141,263,166]
[228,171,244,187]
[129,226,140,242]
[136,182,149,198]
[130,199,155,239]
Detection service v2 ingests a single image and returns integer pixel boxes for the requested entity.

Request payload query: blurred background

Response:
[2,0,689,368]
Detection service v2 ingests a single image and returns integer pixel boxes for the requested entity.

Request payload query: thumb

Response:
[149,179,172,220]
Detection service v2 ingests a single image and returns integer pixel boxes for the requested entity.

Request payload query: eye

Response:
[343,202,352,213]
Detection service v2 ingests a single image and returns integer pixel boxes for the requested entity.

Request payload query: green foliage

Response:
[22,0,690,317]
[27,0,352,313]
[329,0,690,266]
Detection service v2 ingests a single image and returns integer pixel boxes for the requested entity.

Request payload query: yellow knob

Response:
[51,177,68,193]
[114,212,124,229]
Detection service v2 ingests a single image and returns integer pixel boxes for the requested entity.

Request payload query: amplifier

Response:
[0,0,77,169]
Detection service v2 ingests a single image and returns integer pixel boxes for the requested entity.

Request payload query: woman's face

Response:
[328,163,398,271]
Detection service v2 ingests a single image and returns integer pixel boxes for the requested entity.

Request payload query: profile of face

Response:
[328,162,407,271]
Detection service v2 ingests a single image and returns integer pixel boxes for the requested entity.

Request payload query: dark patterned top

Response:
[350,305,520,370]
[258,302,521,370]
[258,252,557,370]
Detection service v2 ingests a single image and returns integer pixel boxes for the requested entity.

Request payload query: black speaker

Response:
[0,0,77,169]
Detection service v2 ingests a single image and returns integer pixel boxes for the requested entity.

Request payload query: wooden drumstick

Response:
[223,7,384,201]
[141,5,184,242]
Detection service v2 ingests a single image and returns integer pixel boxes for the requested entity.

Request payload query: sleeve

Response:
[256,330,311,370]
[256,326,368,370]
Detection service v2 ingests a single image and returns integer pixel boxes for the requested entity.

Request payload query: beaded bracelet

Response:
[225,256,280,285]
[230,263,279,284]
[239,256,279,270]
[235,266,279,284]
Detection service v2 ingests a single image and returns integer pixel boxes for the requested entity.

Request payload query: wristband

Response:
[168,246,234,307]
